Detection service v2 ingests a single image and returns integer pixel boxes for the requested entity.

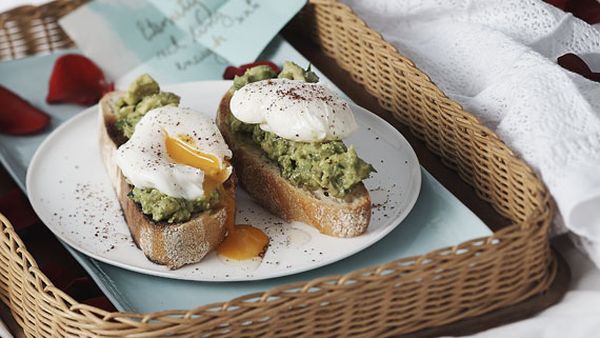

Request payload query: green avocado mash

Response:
[277,61,319,83]
[231,61,320,90]
[230,61,374,198]
[231,116,374,198]
[115,74,180,138]
[117,74,216,224]
[233,65,277,90]
[129,188,220,223]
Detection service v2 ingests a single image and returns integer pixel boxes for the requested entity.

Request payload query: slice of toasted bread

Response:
[216,90,371,238]
[99,92,235,269]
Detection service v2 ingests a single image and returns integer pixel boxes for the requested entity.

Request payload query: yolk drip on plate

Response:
[164,132,269,260]
[217,193,269,260]
[218,225,269,260]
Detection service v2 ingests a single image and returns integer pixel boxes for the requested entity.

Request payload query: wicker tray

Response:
[0,0,558,337]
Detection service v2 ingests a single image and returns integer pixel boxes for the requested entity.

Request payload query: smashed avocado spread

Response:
[130,187,220,224]
[117,74,217,224]
[231,62,375,198]
[115,74,180,138]
[233,61,319,90]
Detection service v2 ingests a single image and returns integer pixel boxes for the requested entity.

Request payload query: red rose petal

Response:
[46,54,113,106]
[40,260,77,289]
[545,0,600,24]
[222,61,280,80]
[0,188,39,231]
[558,53,600,83]
[82,296,115,311]
[223,66,241,80]
[558,53,591,75]
[0,85,50,135]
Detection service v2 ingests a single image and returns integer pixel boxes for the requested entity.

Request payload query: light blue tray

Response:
[0,36,492,313]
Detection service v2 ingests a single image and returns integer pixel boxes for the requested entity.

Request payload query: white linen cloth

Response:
[342,0,600,267]
[0,315,13,338]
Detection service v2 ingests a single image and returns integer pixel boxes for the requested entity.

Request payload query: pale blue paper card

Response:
[59,0,306,83]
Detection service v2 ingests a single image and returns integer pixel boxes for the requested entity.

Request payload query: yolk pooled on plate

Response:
[217,225,269,260]
[164,132,230,193]
[217,192,269,260]
[165,132,269,260]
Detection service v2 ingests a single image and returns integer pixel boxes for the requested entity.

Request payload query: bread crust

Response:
[216,90,371,237]
[99,92,234,269]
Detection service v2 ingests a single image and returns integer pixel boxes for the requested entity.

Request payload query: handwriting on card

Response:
[60,0,305,82]
[134,0,263,71]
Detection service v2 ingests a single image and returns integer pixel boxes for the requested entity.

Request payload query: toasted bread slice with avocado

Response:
[99,91,235,269]
[216,90,370,238]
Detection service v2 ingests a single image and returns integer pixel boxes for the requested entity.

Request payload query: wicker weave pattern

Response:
[0,1,84,60]
[0,1,556,337]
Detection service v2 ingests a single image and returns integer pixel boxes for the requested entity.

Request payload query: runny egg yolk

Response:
[164,132,230,193]
[217,225,269,260]
[164,131,269,260]
[217,191,269,260]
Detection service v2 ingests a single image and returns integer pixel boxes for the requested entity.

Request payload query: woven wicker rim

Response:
[0,0,557,337]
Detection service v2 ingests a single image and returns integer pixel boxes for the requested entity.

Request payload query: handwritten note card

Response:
[59,0,306,85]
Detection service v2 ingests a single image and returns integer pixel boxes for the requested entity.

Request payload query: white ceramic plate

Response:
[27,81,421,281]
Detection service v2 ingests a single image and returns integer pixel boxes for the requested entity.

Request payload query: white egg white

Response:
[229,79,357,142]
[115,106,232,200]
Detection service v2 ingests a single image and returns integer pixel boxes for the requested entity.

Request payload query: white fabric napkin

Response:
[0,316,13,338]
[342,0,600,267]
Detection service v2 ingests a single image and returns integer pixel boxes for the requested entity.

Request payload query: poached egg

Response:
[115,106,232,200]
[229,79,357,142]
